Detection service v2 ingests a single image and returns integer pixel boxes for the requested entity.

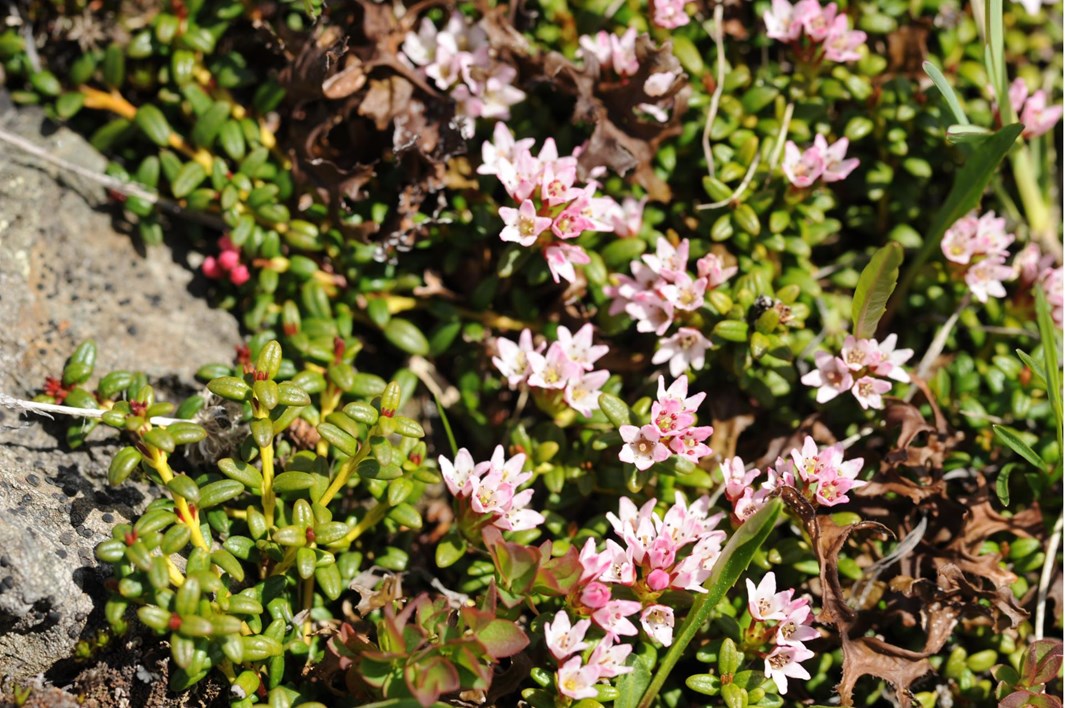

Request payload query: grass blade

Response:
[1034,285,1062,459]
[852,243,904,339]
[923,61,970,126]
[993,425,1045,471]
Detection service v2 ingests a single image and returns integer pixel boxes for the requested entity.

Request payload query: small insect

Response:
[748,294,777,323]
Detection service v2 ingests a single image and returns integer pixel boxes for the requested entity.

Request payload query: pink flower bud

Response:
[218,250,240,271]
[646,568,671,591]
[580,581,612,609]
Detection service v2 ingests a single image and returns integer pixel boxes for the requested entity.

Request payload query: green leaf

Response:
[616,645,656,708]
[1016,349,1048,388]
[851,243,904,339]
[993,425,1044,471]
[383,318,430,356]
[995,462,1016,506]
[922,61,969,126]
[1035,285,1063,459]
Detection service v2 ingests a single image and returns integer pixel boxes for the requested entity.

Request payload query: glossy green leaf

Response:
[852,242,904,339]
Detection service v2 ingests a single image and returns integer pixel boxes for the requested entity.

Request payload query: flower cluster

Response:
[491,323,610,417]
[480,123,620,283]
[724,435,866,520]
[607,238,736,374]
[650,0,693,29]
[764,0,868,62]
[544,611,633,700]
[619,376,714,470]
[745,572,818,694]
[940,209,1016,303]
[1008,78,1063,139]
[577,28,684,122]
[202,236,251,286]
[782,135,859,188]
[801,333,913,409]
[438,446,544,532]
[402,13,525,138]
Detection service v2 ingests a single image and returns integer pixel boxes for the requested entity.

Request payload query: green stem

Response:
[637,498,782,708]
[1011,147,1059,257]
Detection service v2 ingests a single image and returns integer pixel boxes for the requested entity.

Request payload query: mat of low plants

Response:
[1,0,1062,705]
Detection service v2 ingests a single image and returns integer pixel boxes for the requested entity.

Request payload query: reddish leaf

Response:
[1023,639,1064,687]
[404,654,459,708]
[476,618,530,660]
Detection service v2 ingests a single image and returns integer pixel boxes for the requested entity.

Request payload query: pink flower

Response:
[578,31,613,69]
[610,28,640,77]
[580,538,611,582]
[941,219,977,264]
[965,255,1015,303]
[439,448,477,496]
[556,323,609,370]
[840,335,881,371]
[540,161,580,207]
[801,351,855,403]
[668,425,714,463]
[794,0,838,40]
[652,327,711,377]
[696,252,738,288]
[872,334,913,383]
[656,375,706,414]
[1009,78,1064,138]
[746,572,790,622]
[228,265,250,286]
[469,471,513,515]
[850,375,891,410]
[619,424,671,471]
[544,243,590,284]
[822,15,866,62]
[608,196,647,238]
[492,329,541,388]
[776,600,819,646]
[528,343,581,390]
[764,0,802,41]
[599,539,637,585]
[653,0,691,29]
[564,369,610,418]
[651,398,695,437]
[556,656,600,700]
[587,636,634,678]
[764,644,815,694]
[815,134,859,182]
[544,611,591,661]
[593,599,643,637]
[499,199,552,247]
[782,141,825,188]
[721,456,759,501]
[640,604,675,646]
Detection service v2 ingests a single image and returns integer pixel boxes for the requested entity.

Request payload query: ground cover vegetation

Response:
[0,0,1062,705]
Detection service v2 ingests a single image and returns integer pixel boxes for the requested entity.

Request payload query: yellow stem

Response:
[260,441,276,528]
[339,501,389,546]
[80,86,212,169]
[166,557,186,587]
[318,444,370,508]
[301,576,315,645]
[149,450,209,551]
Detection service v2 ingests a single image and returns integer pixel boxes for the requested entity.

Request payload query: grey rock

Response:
[0,101,241,680]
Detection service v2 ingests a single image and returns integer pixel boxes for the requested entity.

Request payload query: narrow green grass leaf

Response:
[852,243,904,339]
[1035,285,1063,457]
[433,391,458,457]
[1016,349,1048,388]
[923,61,970,126]
[993,425,1045,471]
